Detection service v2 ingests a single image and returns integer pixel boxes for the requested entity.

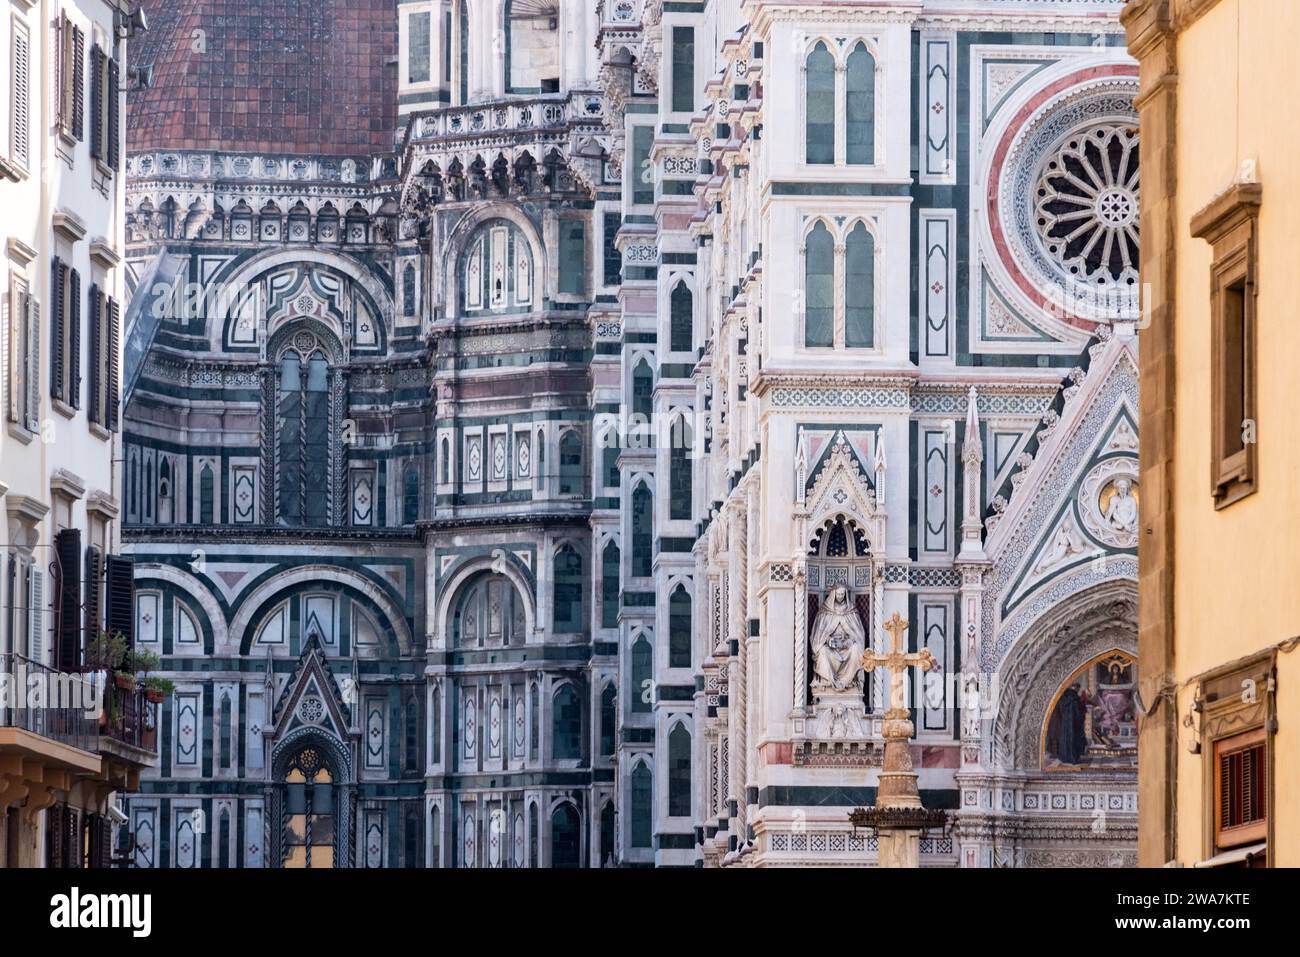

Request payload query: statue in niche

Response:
[1101,478,1138,535]
[810,585,867,693]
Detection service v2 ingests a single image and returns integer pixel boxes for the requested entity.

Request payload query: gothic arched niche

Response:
[452,572,527,648]
[991,580,1137,772]
[1041,649,1137,772]
[460,218,535,314]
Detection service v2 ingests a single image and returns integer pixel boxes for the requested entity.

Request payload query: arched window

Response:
[632,484,653,577]
[430,805,441,868]
[535,429,545,492]
[453,574,525,646]
[199,463,215,525]
[630,762,652,848]
[404,804,420,868]
[403,263,417,317]
[668,723,692,817]
[277,347,331,527]
[805,42,835,164]
[528,801,539,867]
[669,584,691,668]
[845,221,875,348]
[804,221,834,348]
[600,801,616,867]
[219,693,232,769]
[846,43,875,165]
[405,698,420,772]
[631,635,652,714]
[632,359,654,421]
[439,438,450,485]
[552,545,584,632]
[218,808,231,868]
[670,280,693,352]
[529,683,540,760]
[403,467,420,525]
[669,420,692,520]
[551,803,581,868]
[600,683,617,756]
[603,438,620,489]
[552,684,582,760]
[601,540,620,629]
[461,220,533,313]
[558,431,583,495]
[283,746,336,868]
[430,687,440,764]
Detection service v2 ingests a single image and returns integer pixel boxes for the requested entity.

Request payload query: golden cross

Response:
[860,612,937,715]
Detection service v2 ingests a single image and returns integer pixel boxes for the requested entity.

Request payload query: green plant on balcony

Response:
[124,648,161,676]
[142,675,175,704]
[84,632,128,673]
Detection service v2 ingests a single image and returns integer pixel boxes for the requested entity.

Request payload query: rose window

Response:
[1034,124,1139,288]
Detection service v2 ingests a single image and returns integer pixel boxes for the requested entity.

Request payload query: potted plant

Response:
[142,675,174,704]
[85,632,127,673]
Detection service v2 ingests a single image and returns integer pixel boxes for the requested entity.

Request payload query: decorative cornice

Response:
[89,239,123,270]
[6,238,37,267]
[52,209,88,243]
[1190,180,1262,243]
[86,490,120,522]
[49,469,87,501]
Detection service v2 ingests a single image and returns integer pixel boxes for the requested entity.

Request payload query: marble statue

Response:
[810,585,867,692]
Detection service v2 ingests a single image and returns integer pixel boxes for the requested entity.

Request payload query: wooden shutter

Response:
[106,296,120,430]
[25,292,39,431]
[72,27,85,140]
[88,284,102,424]
[29,566,44,663]
[89,45,103,160]
[6,281,24,424]
[83,546,103,647]
[51,258,65,400]
[107,57,121,171]
[69,269,81,408]
[55,529,82,671]
[104,554,135,646]
[11,21,31,170]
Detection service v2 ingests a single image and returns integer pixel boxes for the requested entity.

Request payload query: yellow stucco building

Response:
[1125,0,1299,868]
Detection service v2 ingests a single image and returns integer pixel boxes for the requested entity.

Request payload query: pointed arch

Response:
[805,41,835,164]
[846,41,877,165]
[804,219,834,347]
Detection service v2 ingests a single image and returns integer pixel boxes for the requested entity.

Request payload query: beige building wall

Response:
[1127,0,1299,867]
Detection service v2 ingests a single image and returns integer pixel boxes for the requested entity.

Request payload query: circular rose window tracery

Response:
[1034,124,1139,288]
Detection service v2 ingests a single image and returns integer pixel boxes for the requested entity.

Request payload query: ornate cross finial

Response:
[861,612,937,717]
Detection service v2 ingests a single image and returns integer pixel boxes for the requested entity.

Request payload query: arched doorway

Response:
[551,802,581,868]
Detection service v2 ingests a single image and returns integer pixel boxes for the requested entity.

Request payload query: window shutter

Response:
[69,269,81,409]
[104,554,135,646]
[26,293,40,432]
[51,259,65,400]
[89,45,103,160]
[72,27,85,140]
[6,284,23,424]
[106,296,120,431]
[55,529,82,670]
[107,57,121,171]
[11,23,31,169]
[29,567,44,664]
[88,284,102,424]
[84,546,103,647]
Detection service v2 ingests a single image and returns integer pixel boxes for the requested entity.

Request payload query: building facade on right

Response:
[1124,0,1298,868]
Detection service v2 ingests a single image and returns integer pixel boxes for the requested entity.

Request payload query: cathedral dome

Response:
[127,0,397,158]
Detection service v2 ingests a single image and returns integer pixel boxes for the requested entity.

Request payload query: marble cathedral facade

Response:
[117,0,1139,869]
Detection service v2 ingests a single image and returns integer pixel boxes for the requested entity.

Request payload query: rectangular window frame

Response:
[1191,182,1261,509]
[1197,649,1274,865]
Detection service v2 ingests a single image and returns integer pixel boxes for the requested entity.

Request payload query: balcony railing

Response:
[0,654,99,754]
[101,681,156,754]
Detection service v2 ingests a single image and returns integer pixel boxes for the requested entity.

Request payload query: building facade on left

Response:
[0,0,154,868]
